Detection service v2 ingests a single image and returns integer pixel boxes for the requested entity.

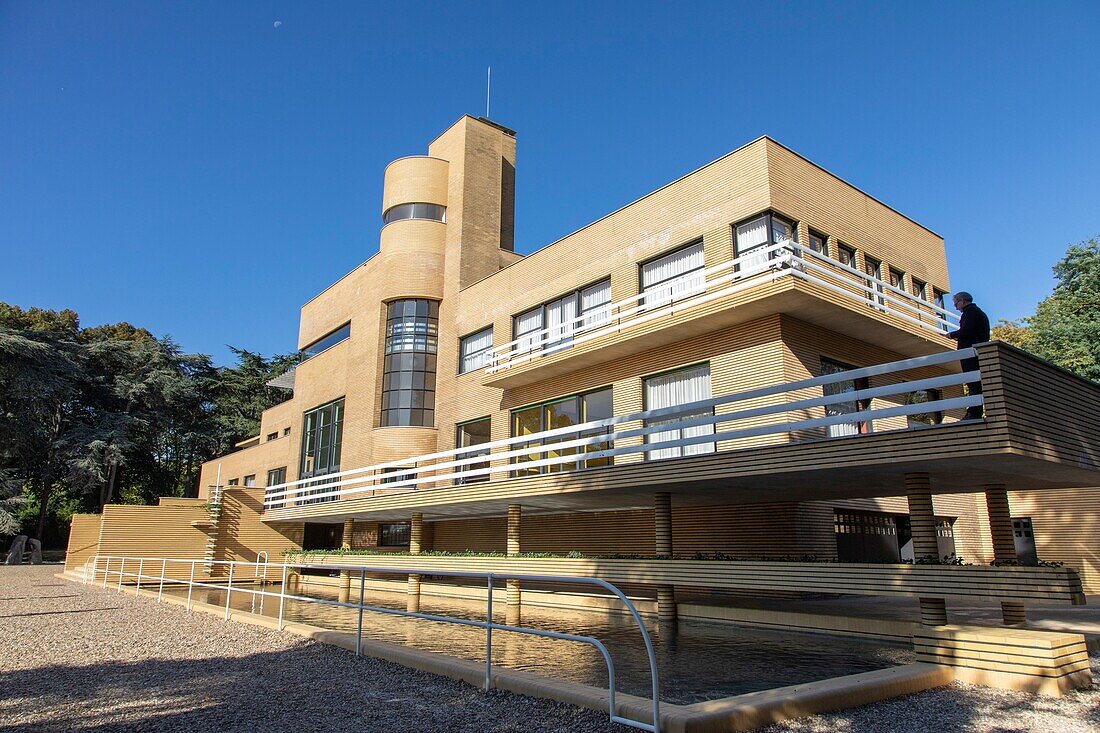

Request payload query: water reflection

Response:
[163,581,913,704]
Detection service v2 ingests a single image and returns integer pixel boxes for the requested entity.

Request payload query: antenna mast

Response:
[486,66,491,119]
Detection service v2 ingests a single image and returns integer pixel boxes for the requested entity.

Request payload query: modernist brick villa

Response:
[65,116,1100,714]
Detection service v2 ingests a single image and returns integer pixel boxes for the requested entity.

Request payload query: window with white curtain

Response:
[580,280,612,329]
[459,327,494,374]
[644,363,715,460]
[735,211,797,274]
[511,278,611,356]
[641,242,706,309]
[514,307,544,354]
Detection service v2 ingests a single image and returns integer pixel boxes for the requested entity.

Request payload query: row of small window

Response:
[456,210,948,374]
[265,427,292,442]
[226,467,287,487]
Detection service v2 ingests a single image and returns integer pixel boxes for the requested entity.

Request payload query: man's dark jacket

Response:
[948,302,990,348]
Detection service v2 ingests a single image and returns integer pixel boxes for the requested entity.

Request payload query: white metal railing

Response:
[484,240,959,374]
[85,556,661,733]
[264,349,983,509]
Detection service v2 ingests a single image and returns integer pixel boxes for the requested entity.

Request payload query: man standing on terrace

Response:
[948,291,990,420]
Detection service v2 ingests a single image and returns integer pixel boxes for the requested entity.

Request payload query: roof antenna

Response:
[485,66,491,119]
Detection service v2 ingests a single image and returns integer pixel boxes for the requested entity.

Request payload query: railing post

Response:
[187,560,196,611]
[278,563,288,631]
[103,557,110,588]
[485,573,494,691]
[117,558,125,592]
[158,558,167,602]
[225,561,234,620]
[356,569,365,657]
[136,558,144,596]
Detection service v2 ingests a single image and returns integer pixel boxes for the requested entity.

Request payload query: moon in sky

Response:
[273,20,282,29]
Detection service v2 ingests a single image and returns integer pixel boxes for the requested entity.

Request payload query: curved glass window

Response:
[381,299,439,427]
[382,202,446,225]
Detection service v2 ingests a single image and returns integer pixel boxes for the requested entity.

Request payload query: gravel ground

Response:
[0,566,621,733]
[3,566,1098,733]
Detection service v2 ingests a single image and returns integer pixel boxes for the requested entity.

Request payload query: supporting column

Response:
[339,518,355,603]
[986,485,1027,626]
[905,473,947,625]
[654,492,677,628]
[506,504,521,625]
[407,513,423,613]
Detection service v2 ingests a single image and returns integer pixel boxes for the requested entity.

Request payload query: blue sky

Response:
[2,1,1097,365]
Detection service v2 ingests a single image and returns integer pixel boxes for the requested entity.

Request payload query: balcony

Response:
[262,343,1100,524]
[480,241,959,389]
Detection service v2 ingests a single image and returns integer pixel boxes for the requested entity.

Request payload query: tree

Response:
[995,237,1100,382]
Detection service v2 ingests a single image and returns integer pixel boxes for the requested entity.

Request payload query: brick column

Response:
[506,504,521,625]
[654,492,676,628]
[985,485,1027,626]
[905,473,947,625]
[339,518,355,603]
[407,513,423,613]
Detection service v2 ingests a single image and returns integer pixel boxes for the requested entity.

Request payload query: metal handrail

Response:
[265,348,982,507]
[85,556,662,733]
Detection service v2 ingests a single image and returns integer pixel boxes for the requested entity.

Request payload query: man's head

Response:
[952,292,974,310]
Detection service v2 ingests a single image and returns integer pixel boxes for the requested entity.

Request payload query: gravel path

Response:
[3,566,1098,732]
[0,566,622,733]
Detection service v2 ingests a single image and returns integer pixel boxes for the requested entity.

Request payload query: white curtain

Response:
[514,307,543,353]
[645,364,715,460]
[580,280,612,329]
[641,243,705,308]
[545,294,578,352]
[460,327,494,373]
[736,216,770,273]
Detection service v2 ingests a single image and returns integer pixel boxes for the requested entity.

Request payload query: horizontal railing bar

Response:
[267,393,981,507]
[266,372,977,505]
[486,240,958,373]
[265,348,976,500]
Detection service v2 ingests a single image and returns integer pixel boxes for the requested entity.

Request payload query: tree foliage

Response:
[994,237,1100,382]
[0,302,297,545]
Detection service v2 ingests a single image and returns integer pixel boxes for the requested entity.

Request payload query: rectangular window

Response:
[821,359,870,437]
[511,388,614,475]
[864,256,884,306]
[267,467,287,486]
[283,427,291,436]
[933,289,949,332]
[734,212,797,273]
[379,522,411,547]
[641,242,705,308]
[837,244,856,268]
[906,389,943,428]
[266,432,279,441]
[889,268,904,290]
[459,327,494,374]
[911,277,927,300]
[299,398,345,504]
[808,229,827,254]
[303,323,351,359]
[379,466,416,488]
[243,474,256,487]
[227,478,239,486]
[644,364,715,460]
[512,278,611,354]
[456,418,492,484]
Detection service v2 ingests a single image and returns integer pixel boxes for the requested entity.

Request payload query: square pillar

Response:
[986,485,1027,626]
[506,504,521,625]
[906,473,947,625]
[654,492,676,627]
[339,519,355,603]
[408,512,423,613]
